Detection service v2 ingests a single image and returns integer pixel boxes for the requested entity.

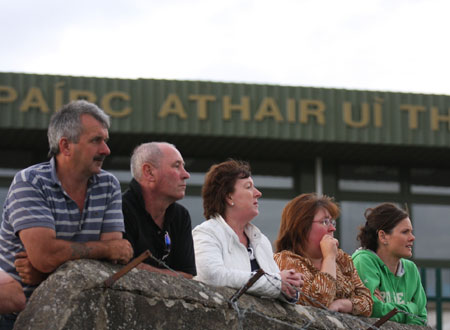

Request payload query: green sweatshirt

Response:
[352,249,427,325]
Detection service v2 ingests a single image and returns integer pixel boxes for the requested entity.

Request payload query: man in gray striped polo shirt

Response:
[0,100,133,328]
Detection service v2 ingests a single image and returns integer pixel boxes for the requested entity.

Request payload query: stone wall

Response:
[15,260,431,330]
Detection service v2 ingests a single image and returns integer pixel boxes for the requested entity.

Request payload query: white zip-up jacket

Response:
[192,214,283,298]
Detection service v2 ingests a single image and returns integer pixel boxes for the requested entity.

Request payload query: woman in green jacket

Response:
[352,203,427,325]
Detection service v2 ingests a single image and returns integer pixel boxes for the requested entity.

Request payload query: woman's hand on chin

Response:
[320,234,339,259]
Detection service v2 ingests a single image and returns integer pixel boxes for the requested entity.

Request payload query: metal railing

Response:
[421,267,450,330]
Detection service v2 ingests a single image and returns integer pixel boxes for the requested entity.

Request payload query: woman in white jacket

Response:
[192,159,303,299]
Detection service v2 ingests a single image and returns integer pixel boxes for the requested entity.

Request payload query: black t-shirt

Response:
[122,179,197,276]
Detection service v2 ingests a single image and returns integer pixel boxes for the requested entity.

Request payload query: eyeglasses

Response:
[312,218,336,228]
[162,231,171,261]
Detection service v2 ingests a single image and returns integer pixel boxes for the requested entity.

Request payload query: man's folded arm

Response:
[19,227,133,273]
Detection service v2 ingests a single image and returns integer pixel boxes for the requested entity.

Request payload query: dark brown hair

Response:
[275,193,340,256]
[202,159,251,219]
[357,203,408,252]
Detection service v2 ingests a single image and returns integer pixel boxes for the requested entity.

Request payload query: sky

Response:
[1,0,449,95]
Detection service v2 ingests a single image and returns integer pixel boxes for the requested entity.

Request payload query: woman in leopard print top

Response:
[274,193,373,316]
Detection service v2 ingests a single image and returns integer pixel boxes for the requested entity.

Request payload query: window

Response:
[338,165,400,193]
[253,198,289,246]
[178,196,204,228]
[412,204,450,260]
[411,168,450,195]
[0,168,17,218]
[0,187,9,213]
[339,201,375,255]
[109,170,132,183]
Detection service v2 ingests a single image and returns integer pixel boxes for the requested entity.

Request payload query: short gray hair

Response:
[47,100,110,157]
[130,142,176,180]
